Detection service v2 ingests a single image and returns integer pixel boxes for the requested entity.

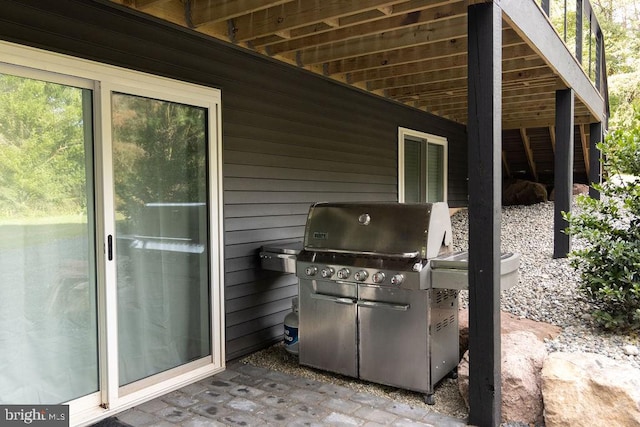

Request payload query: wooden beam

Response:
[503,114,591,130]
[467,2,502,425]
[520,128,539,181]
[549,125,556,153]
[265,2,468,55]
[230,0,404,42]
[502,150,512,178]
[377,6,393,16]
[579,124,590,176]
[326,39,535,76]
[133,0,171,9]
[275,29,291,39]
[323,18,340,28]
[190,0,290,26]
[298,15,469,65]
[553,88,575,259]
[325,36,467,74]
[351,55,468,83]
[253,0,465,48]
[375,68,468,90]
[349,55,548,85]
[369,63,553,92]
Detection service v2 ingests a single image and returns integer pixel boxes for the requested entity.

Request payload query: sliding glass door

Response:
[0,42,224,424]
[111,93,211,388]
[0,72,98,404]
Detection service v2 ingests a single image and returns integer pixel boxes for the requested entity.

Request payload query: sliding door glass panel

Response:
[403,138,423,203]
[0,73,98,403]
[427,143,444,203]
[111,93,210,386]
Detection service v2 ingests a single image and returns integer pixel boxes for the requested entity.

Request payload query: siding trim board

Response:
[0,0,467,359]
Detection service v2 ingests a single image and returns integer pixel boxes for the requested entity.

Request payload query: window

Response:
[398,128,447,203]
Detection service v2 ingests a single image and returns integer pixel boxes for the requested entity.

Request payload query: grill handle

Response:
[310,293,355,305]
[357,300,410,311]
[305,247,419,258]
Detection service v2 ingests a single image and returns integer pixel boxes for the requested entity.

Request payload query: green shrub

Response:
[565,124,640,331]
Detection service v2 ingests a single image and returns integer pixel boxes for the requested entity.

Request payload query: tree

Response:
[0,74,89,217]
[111,93,207,221]
[590,0,640,128]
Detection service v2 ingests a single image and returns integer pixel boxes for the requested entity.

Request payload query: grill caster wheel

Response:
[424,394,435,405]
[449,369,458,379]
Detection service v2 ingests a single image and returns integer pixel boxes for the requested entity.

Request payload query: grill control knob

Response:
[372,272,386,284]
[321,267,334,278]
[390,274,405,286]
[337,268,350,280]
[305,266,318,276]
[354,270,369,282]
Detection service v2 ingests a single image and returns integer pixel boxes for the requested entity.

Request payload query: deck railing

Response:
[538,0,609,111]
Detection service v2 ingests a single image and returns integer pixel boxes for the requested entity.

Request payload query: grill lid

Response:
[302,202,452,259]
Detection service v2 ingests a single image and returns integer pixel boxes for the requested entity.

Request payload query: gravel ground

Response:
[452,200,640,370]
[243,200,640,421]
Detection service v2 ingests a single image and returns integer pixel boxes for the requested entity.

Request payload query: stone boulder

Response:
[549,183,591,200]
[458,331,547,425]
[573,183,590,195]
[458,309,561,358]
[503,179,548,206]
[542,352,640,427]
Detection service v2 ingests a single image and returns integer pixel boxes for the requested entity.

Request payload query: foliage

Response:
[565,119,640,331]
[590,0,640,129]
[547,0,640,128]
[111,94,207,221]
[0,73,207,221]
[0,74,89,218]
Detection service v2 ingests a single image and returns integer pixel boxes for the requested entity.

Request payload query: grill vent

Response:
[435,289,457,304]
[435,314,457,333]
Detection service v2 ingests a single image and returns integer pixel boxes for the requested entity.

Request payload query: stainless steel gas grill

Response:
[295,202,520,404]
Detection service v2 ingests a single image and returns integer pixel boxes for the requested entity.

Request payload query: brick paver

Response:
[101,360,468,426]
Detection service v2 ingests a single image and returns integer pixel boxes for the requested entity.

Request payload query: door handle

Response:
[357,300,410,311]
[107,235,113,261]
[310,293,355,305]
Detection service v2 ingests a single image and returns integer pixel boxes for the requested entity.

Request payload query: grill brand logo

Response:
[312,231,328,240]
[1,406,68,427]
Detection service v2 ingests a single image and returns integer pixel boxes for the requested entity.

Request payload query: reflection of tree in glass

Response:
[111,94,207,221]
[0,74,88,218]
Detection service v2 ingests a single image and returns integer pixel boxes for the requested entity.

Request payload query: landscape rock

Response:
[458,309,561,358]
[623,345,639,356]
[541,352,640,427]
[549,183,590,200]
[503,179,548,206]
[458,331,547,424]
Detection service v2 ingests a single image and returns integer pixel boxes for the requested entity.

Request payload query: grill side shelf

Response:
[429,251,521,291]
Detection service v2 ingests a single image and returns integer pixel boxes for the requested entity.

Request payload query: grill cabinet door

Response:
[357,285,431,393]
[298,278,357,377]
